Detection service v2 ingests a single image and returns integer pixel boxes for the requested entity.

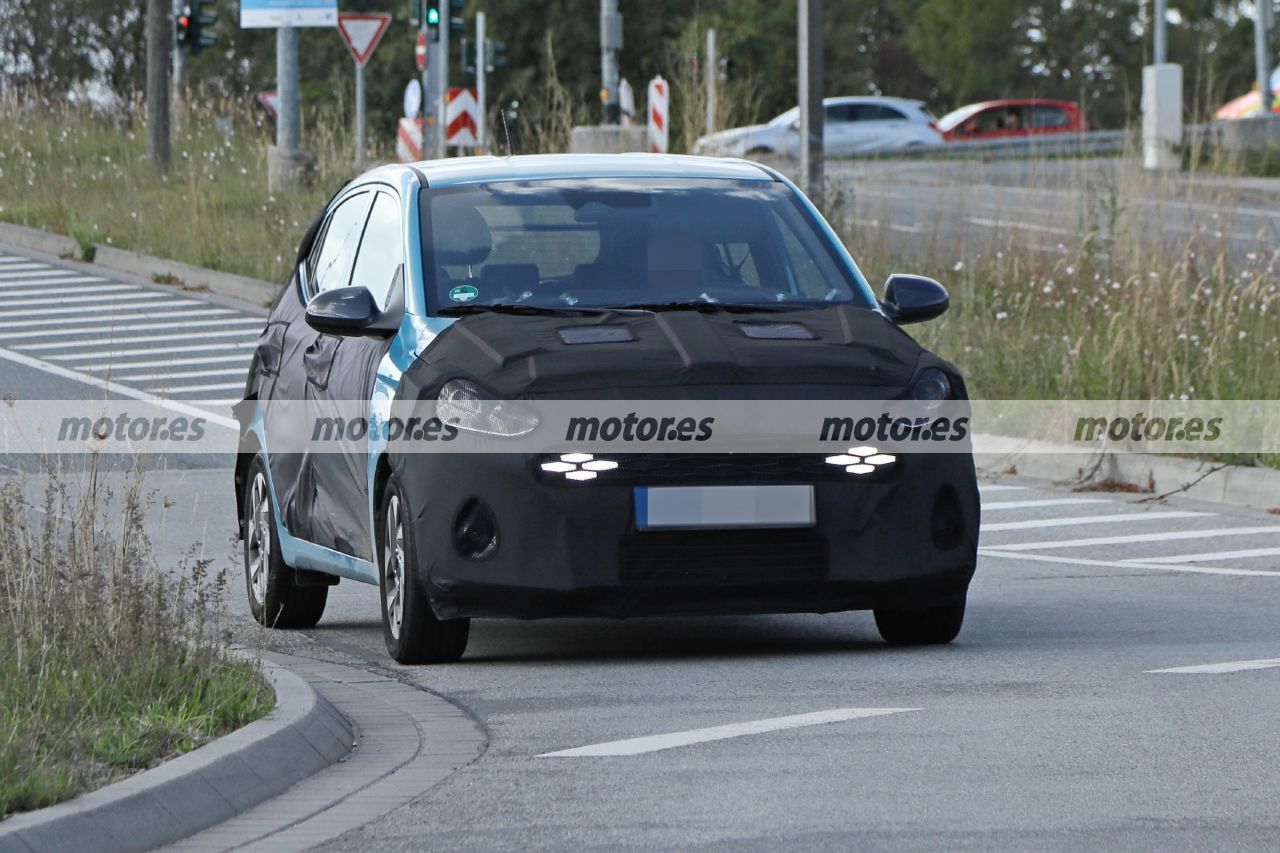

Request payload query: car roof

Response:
[823,95,927,108]
[403,153,778,188]
[958,98,1079,110]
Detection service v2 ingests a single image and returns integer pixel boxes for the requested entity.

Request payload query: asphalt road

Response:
[5,245,1280,850]
[818,157,1280,273]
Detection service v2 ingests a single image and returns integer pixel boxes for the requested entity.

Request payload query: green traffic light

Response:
[426,8,440,24]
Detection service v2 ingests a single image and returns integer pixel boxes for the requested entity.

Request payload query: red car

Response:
[937,99,1087,142]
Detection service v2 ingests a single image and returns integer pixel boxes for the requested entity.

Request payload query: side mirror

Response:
[305,286,400,337]
[881,274,949,324]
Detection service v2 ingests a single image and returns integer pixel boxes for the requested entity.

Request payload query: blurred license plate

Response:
[635,485,815,531]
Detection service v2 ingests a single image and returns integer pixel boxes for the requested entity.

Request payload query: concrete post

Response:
[477,11,487,151]
[600,0,622,124]
[705,28,717,137]
[268,26,311,191]
[798,0,824,204]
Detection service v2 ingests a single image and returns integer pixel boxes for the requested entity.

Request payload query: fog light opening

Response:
[453,497,499,561]
[931,485,964,551]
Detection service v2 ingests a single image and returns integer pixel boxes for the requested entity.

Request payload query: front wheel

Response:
[874,597,966,645]
[378,476,470,664]
[242,456,327,629]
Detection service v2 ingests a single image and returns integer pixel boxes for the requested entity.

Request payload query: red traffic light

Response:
[179,15,190,27]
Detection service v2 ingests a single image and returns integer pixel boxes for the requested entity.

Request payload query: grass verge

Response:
[0,461,273,818]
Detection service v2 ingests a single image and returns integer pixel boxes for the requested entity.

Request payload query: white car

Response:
[694,96,944,158]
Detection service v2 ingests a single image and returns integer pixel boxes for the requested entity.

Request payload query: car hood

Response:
[401,305,957,400]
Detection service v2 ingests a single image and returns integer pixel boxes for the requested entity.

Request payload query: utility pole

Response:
[1255,1,1273,120]
[1153,0,1167,64]
[705,28,717,137]
[435,0,450,158]
[146,0,171,167]
[798,0,823,204]
[172,0,186,106]
[476,11,487,151]
[600,0,622,124]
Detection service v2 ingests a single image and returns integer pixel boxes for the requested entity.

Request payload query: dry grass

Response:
[0,460,272,817]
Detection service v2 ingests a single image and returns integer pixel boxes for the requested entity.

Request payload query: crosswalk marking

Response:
[977,485,1027,493]
[0,293,160,308]
[982,498,1107,511]
[6,307,235,330]
[0,263,54,273]
[979,548,1280,577]
[167,381,247,393]
[981,510,1212,533]
[125,367,248,381]
[0,299,204,319]
[79,353,254,371]
[0,275,107,287]
[984,526,1280,553]
[1146,658,1280,674]
[4,314,255,338]
[1128,547,1280,565]
[34,334,259,354]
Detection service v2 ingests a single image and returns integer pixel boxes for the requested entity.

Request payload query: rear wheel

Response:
[243,456,328,629]
[378,476,470,664]
[874,597,965,645]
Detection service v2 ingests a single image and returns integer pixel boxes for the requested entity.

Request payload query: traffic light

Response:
[426,6,441,41]
[485,38,506,72]
[449,0,465,34]
[176,1,217,55]
[461,38,477,74]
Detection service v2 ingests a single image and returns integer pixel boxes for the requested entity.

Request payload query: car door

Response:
[822,103,858,157]
[305,189,406,560]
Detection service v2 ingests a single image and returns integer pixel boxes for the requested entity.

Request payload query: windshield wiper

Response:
[608,301,812,313]
[438,303,610,317]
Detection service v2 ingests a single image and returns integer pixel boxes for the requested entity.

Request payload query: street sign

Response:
[337,12,391,67]
[403,80,423,119]
[445,87,479,148]
[397,117,424,162]
[647,76,669,154]
[241,0,336,29]
[257,90,280,118]
[415,30,428,71]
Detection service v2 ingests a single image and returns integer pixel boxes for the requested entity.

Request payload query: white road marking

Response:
[0,264,53,273]
[0,275,107,287]
[33,334,259,353]
[3,307,238,330]
[984,526,1280,553]
[1130,547,1280,565]
[28,320,263,348]
[80,353,254,371]
[0,299,201,319]
[982,510,1212,533]
[979,548,1280,577]
[0,293,162,308]
[537,708,920,757]
[982,498,1108,510]
[965,216,1071,235]
[849,218,924,234]
[976,484,1027,493]
[166,381,247,393]
[0,284,140,298]
[4,315,258,339]
[0,346,237,428]
[1146,658,1280,674]
[124,367,247,381]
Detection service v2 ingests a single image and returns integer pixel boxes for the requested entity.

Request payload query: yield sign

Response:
[336,12,391,67]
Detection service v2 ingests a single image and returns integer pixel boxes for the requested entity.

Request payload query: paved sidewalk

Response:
[173,653,486,852]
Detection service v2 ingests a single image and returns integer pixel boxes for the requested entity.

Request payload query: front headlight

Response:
[437,379,539,437]
[910,368,952,411]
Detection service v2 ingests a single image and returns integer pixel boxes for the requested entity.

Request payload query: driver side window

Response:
[307,192,373,299]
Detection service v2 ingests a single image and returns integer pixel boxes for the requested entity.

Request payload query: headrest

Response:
[431,203,492,266]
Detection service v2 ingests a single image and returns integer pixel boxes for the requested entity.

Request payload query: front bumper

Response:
[393,453,980,620]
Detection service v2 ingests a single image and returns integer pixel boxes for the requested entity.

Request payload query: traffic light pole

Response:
[435,0,449,158]
[798,0,824,205]
[705,28,716,136]
[476,11,487,151]
[600,0,621,124]
[1256,2,1273,120]
[146,0,171,167]
[171,0,186,104]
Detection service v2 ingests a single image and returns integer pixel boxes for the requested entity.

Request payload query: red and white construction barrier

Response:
[647,76,669,154]
[397,117,423,162]
[446,87,479,149]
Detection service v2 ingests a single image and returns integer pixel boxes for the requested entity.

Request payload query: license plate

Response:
[635,485,816,531]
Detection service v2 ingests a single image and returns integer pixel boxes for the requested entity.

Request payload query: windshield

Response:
[768,108,799,127]
[422,178,872,313]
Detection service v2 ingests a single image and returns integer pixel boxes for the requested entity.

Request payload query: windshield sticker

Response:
[449,284,480,303]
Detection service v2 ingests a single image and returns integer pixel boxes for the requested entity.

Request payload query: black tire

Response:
[242,456,328,629]
[874,597,966,646]
[377,475,470,664]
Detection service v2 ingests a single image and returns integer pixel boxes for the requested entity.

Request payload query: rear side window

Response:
[309,192,374,297]
[1031,105,1070,128]
[851,104,906,122]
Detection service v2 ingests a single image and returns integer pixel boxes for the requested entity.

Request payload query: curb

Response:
[974,433,1280,510]
[0,660,354,853]
[0,221,279,307]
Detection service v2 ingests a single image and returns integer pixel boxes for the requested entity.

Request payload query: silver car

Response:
[694,96,943,158]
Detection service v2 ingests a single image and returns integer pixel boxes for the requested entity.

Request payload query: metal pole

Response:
[705,28,716,136]
[146,0,171,167]
[476,11,487,151]
[1256,2,1273,120]
[600,0,621,124]
[421,1,432,153]
[435,0,450,158]
[1153,0,1167,65]
[277,27,300,152]
[798,0,823,204]
[355,62,366,164]
[172,0,186,105]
